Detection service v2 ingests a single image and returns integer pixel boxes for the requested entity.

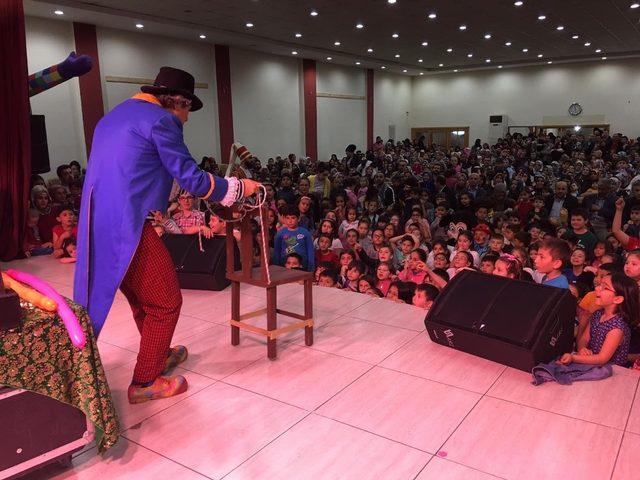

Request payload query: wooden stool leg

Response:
[266,286,277,359]
[304,279,313,346]
[231,281,240,346]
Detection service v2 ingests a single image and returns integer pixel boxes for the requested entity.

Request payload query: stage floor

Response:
[3,255,640,480]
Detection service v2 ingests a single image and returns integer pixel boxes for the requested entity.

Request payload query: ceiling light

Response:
[310,10,318,16]
[538,15,546,20]
[199,34,206,39]
[392,33,399,38]
[484,33,492,39]
[467,53,473,57]
[631,3,639,8]
[418,59,423,63]
[291,51,298,55]
[556,25,564,30]
[334,41,341,46]
[595,48,602,53]
[326,57,332,60]
[438,63,444,67]
[505,41,512,46]
[537,54,543,58]
[584,42,591,46]
[356,61,361,65]
[420,72,424,75]
[421,41,428,46]
[387,0,396,4]
[381,66,386,69]
[54,10,64,15]
[446,48,453,52]
[522,48,529,52]
[454,69,459,72]
[428,13,437,19]
[135,23,144,29]
[395,54,401,58]
[245,22,254,28]
[356,23,364,29]
[572,35,579,39]
[295,33,302,38]
[367,48,373,53]
[547,61,553,64]
[459,25,467,30]
[485,59,491,63]
[498,65,503,68]
[514,1,523,6]
[574,125,581,131]
[402,69,408,73]
[602,56,607,60]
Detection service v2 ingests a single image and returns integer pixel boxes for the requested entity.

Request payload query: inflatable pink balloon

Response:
[5,269,86,349]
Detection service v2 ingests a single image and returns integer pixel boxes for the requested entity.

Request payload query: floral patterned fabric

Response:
[0,299,119,452]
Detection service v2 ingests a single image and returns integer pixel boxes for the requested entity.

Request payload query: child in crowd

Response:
[623,205,640,238]
[342,260,365,292]
[375,261,396,296]
[623,250,640,286]
[338,206,359,239]
[447,251,474,279]
[314,219,342,251]
[318,270,338,288]
[273,205,315,271]
[284,253,303,269]
[489,233,505,255]
[562,248,595,288]
[398,249,428,283]
[24,208,53,257]
[59,238,77,264]
[358,276,376,294]
[433,252,450,270]
[426,239,452,268]
[392,234,416,270]
[297,196,314,231]
[451,231,480,267]
[412,284,439,311]
[558,273,639,367]
[535,237,571,289]
[493,254,523,280]
[568,209,597,256]
[315,234,340,268]
[480,253,499,274]
[590,241,612,270]
[52,206,78,259]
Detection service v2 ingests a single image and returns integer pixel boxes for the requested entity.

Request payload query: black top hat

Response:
[141,66,203,111]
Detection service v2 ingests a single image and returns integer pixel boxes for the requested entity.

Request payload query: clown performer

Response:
[74,67,261,404]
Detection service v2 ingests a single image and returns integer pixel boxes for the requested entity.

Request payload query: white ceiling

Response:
[25,0,640,75]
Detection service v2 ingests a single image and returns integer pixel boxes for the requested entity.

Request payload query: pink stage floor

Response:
[3,255,640,479]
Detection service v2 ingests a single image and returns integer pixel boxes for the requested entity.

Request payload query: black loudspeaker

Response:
[30,114,51,174]
[162,234,240,291]
[0,388,89,477]
[424,270,576,372]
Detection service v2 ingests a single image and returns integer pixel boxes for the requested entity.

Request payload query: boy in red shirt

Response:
[52,206,78,258]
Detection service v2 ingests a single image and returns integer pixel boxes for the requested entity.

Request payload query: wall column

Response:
[214,44,234,162]
[302,59,318,160]
[366,68,374,149]
[73,22,104,157]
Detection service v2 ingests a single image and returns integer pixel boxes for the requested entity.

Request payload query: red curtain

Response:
[0,0,30,261]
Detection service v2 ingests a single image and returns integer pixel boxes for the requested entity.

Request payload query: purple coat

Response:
[73,97,229,336]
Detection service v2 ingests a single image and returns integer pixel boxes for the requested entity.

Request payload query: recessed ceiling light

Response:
[485,58,491,63]
[454,69,459,72]
[356,23,364,29]
[295,33,302,38]
[522,48,529,52]
[428,12,437,19]
[387,0,396,4]
[199,34,206,39]
[54,10,64,15]
[631,3,639,8]
[402,69,408,73]
[538,14,546,20]
[245,22,254,28]
[595,48,602,53]
[367,48,373,53]
[446,48,453,52]
[602,56,607,60]
[467,53,473,57]
[420,72,424,75]
[556,25,564,30]
[572,35,579,39]
[498,65,503,68]
[395,54,401,58]
[584,42,591,46]
[484,33,492,39]
[537,54,543,58]
[326,57,332,60]
[547,61,553,64]
[334,41,341,46]
[514,1,523,6]
[421,41,429,46]
[310,10,318,16]
[438,63,444,67]
[418,59,423,63]
[505,41,512,46]
[356,61,361,65]
[459,25,467,30]
[291,51,298,55]
[381,65,386,69]
[135,23,144,29]
[392,33,399,38]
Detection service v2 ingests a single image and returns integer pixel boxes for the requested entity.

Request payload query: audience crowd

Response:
[27,128,640,368]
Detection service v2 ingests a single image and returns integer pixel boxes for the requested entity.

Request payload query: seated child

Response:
[558,272,639,367]
[413,284,439,312]
[488,233,505,254]
[393,234,416,270]
[398,249,428,283]
[284,253,303,269]
[480,252,499,274]
[358,275,376,294]
[426,239,452,268]
[315,234,340,268]
[59,238,77,264]
[432,252,450,270]
[338,250,356,286]
[52,206,78,259]
[274,205,315,271]
[375,261,396,296]
[24,208,53,257]
[343,260,365,292]
[493,253,523,279]
[318,269,339,288]
[446,251,474,279]
[562,247,595,288]
[534,237,571,289]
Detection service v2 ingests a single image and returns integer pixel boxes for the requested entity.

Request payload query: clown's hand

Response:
[240,179,262,198]
[59,52,93,79]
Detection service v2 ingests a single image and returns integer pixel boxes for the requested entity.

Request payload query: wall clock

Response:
[568,102,583,116]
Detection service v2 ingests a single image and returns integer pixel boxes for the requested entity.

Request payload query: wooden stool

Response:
[224,204,313,360]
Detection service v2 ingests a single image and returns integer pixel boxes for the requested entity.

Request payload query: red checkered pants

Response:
[120,223,182,384]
